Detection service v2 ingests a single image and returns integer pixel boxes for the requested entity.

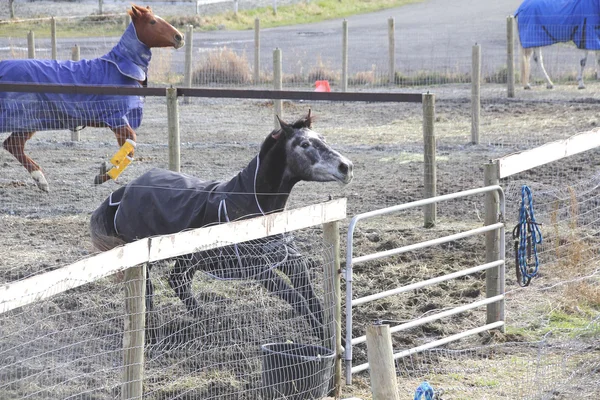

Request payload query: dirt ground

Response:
[1,81,600,399]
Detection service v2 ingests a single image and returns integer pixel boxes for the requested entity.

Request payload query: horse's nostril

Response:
[175,34,183,42]
[338,162,349,175]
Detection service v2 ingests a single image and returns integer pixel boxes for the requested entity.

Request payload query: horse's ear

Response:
[129,4,148,18]
[129,5,140,19]
[276,115,294,137]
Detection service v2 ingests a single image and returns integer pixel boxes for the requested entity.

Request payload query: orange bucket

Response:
[314,80,331,92]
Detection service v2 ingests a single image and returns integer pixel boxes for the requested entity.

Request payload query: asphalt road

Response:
[4,1,570,80]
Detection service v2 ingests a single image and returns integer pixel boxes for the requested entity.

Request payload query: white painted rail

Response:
[496,128,600,179]
[344,186,505,384]
[0,199,346,315]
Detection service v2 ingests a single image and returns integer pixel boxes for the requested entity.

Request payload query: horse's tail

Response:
[90,197,126,251]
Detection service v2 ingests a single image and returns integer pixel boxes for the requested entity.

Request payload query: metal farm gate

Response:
[344,186,506,383]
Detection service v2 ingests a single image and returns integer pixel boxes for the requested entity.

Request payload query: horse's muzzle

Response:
[338,160,354,184]
[173,34,185,49]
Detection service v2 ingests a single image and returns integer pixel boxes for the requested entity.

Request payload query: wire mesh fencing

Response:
[386,146,600,399]
[396,327,600,399]
[0,231,337,399]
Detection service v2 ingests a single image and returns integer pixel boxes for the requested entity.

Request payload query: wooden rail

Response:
[495,128,600,179]
[0,199,346,314]
[0,82,423,103]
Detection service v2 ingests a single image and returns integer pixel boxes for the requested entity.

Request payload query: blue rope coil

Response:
[514,185,542,286]
[414,381,435,400]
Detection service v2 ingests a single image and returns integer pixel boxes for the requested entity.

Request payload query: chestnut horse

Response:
[0,5,184,191]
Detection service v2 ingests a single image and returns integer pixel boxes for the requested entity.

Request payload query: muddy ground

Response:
[1,82,600,399]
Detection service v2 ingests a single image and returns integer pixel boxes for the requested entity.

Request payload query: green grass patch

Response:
[201,0,424,30]
[0,15,129,38]
[0,0,423,38]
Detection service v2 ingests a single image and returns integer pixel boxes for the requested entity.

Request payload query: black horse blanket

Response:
[516,0,600,49]
[0,23,150,133]
[100,156,264,243]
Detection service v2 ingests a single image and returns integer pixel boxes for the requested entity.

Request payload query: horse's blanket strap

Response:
[108,188,125,236]
[112,156,264,242]
[516,0,600,50]
[0,23,149,133]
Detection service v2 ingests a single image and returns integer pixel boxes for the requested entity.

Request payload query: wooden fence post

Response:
[366,324,400,400]
[122,264,146,400]
[342,19,348,92]
[273,48,282,129]
[183,24,194,104]
[471,43,481,144]
[50,17,57,60]
[125,14,131,28]
[322,221,342,398]
[98,0,103,15]
[167,87,181,172]
[254,18,260,84]
[423,93,436,228]
[234,0,239,14]
[507,16,515,98]
[388,17,395,85]
[71,44,80,61]
[484,162,504,330]
[27,31,35,59]
[69,44,82,142]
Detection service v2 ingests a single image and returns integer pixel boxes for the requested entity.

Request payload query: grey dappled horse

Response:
[90,112,353,341]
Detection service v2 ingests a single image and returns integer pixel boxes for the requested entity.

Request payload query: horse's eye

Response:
[150,20,157,25]
[301,142,310,149]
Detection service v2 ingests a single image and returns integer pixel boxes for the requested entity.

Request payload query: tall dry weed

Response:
[193,47,250,85]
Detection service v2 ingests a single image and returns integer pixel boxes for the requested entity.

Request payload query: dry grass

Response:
[192,47,251,85]
[148,48,181,85]
[348,66,378,86]
[306,57,340,84]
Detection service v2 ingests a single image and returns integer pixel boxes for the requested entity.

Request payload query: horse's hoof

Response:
[94,174,109,185]
[546,84,554,89]
[30,170,49,192]
[94,162,111,185]
[578,85,586,90]
[524,85,531,90]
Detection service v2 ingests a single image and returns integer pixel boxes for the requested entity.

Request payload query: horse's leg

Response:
[94,125,137,185]
[577,50,589,89]
[521,47,532,89]
[534,48,553,89]
[256,267,324,339]
[2,131,49,191]
[168,256,202,317]
[279,251,324,324]
[145,263,158,345]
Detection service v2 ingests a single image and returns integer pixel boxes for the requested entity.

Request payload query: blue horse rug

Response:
[0,23,150,133]
[516,0,600,49]
[97,156,264,243]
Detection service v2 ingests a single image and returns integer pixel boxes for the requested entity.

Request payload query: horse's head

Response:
[129,5,184,49]
[260,111,353,186]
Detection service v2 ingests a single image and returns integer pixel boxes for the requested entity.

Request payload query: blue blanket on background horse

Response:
[0,23,150,133]
[516,0,600,49]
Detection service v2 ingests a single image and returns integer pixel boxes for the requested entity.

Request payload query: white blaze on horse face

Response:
[287,128,353,184]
